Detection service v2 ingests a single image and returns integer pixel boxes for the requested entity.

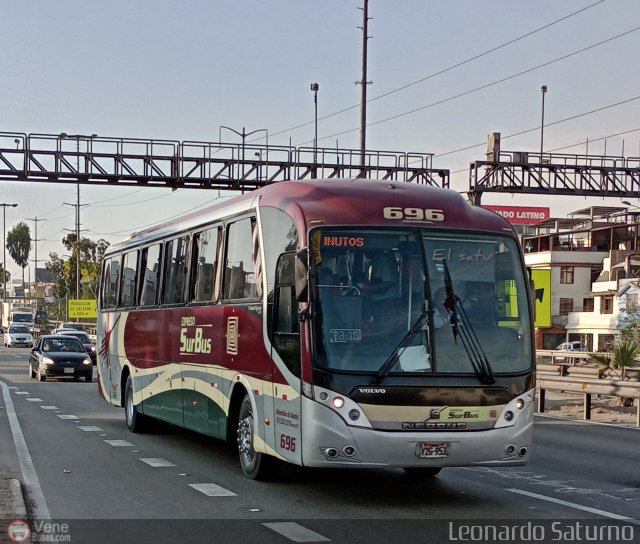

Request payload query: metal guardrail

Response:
[537,363,640,426]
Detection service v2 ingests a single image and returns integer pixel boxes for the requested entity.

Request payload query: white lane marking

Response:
[188,483,237,497]
[40,406,59,410]
[26,398,43,402]
[104,440,134,447]
[78,426,103,432]
[507,488,640,524]
[7,386,18,389]
[0,380,51,519]
[15,391,30,395]
[139,458,176,467]
[57,414,79,420]
[263,522,331,543]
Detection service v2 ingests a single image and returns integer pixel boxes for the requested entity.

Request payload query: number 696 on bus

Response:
[383,207,445,222]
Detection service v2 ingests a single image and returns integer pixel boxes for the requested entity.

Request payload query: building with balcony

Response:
[521,206,640,351]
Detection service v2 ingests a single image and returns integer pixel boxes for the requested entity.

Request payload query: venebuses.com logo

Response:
[7,520,30,543]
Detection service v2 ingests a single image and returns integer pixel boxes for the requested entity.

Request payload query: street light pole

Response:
[218,126,269,183]
[1,203,18,301]
[26,217,45,307]
[540,85,547,159]
[310,83,319,178]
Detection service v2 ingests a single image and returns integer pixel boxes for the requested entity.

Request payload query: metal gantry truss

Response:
[469,149,640,205]
[0,132,449,190]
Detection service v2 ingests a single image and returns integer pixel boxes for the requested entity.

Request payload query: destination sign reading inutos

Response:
[483,205,550,225]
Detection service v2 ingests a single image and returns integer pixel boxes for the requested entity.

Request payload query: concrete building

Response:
[521,206,640,351]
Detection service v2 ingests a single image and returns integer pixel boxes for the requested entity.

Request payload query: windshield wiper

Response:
[442,260,495,385]
[370,309,430,384]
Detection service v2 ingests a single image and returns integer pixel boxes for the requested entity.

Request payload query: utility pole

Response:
[357,0,372,167]
[26,217,45,307]
[540,85,547,159]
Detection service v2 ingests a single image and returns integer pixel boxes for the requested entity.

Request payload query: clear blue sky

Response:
[1,0,639,280]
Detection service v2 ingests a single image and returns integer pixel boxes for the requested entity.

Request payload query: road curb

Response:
[9,479,28,519]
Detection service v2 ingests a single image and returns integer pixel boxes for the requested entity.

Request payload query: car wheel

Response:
[28,362,36,379]
[237,394,276,480]
[37,364,46,382]
[402,467,442,477]
[125,375,150,432]
[85,372,93,383]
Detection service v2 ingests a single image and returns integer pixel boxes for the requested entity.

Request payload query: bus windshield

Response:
[310,228,533,376]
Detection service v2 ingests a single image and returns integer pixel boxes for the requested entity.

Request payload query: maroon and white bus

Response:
[97,179,535,479]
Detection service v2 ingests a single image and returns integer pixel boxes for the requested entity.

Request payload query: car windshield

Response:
[42,338,85,353]
[12,314,31,323]
[9,326,29,334]
[310,228,533,376]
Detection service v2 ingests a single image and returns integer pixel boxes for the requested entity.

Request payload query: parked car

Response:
[4,325,34,348]
[54,329,97,364]
[556,341,587,352]
[28,335,93,382]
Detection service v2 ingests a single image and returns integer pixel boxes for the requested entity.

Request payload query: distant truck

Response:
[1,303,36,332]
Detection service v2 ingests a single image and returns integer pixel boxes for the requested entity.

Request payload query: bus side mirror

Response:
[295,248,309,303]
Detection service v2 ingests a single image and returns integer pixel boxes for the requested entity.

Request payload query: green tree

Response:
[61,234,109,299]
[6,222,31,299]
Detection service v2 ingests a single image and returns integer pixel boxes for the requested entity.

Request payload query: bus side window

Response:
[223,218,258,300]
[139,244,162,307]
[191,226,219,303]
[101,256,121,310]
[162,236,189,305]
[119,250,139,308]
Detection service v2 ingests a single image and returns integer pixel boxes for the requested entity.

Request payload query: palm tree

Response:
[589,337,640,406]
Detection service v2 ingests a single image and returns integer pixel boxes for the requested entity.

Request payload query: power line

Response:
[308,25,640,146]
[434,95,640,159]
[267,0,607,141]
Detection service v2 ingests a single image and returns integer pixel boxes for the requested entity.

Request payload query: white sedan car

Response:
[4,325,34,348]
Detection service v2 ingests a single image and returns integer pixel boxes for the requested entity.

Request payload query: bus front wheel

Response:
[125,375,150,433]
[237,395,275,480]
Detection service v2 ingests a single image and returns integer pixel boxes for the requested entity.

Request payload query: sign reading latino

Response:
[483,205,550,225]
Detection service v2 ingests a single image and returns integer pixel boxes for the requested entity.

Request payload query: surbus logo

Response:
[180,316,212,355]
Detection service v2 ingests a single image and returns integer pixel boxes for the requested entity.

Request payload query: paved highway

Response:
[1,347,639,544]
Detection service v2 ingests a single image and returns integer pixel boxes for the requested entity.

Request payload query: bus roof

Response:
[107,179,514,253]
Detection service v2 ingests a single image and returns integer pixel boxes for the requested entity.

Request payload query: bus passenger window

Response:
[162,236,189,305]
[120,250,139,308]
[139,244,162,307]
[101,256,121,310]
[223,218,258,300]
[192,227,218,303]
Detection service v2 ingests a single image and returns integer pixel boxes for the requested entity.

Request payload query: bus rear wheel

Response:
[125,375,150,433]
[237,395,275,480]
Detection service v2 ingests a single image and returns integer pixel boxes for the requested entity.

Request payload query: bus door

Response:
[269,253,303,465]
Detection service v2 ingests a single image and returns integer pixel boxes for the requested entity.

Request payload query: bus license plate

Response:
[417,442,448,458]
[64,367,74,374]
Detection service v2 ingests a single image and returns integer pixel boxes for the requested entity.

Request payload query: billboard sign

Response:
[68,299,97,319]
[530,269,551,328]
[483,205,550,225]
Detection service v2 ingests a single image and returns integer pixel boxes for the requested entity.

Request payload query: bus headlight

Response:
[332,396,345,409]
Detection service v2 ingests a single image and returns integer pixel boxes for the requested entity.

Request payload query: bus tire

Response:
[125,375,150,433]
[402,467,442,477]
[237,394,275,480]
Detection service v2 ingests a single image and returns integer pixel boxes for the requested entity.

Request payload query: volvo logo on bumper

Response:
[357,388,386,394]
